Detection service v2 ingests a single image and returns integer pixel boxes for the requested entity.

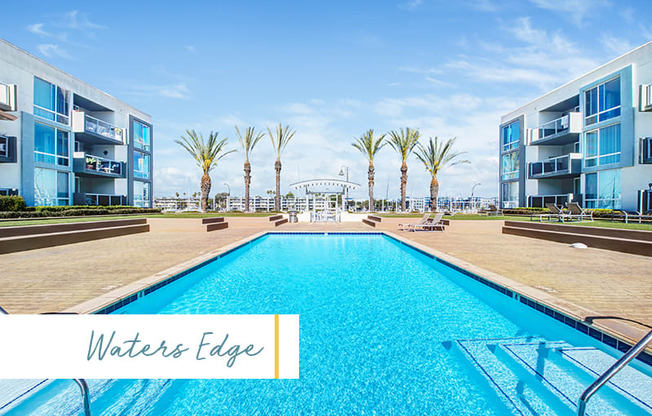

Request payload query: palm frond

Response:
[387,127,420,162]
[414,136,470,178]
[175,129,235,174]
[351,129,386,163]
[267,123,296,158]
[235,125,265,160]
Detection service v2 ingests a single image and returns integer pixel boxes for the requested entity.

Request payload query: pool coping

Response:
[63,230,651,366]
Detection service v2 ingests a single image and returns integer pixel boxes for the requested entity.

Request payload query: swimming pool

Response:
[3,233,651,415]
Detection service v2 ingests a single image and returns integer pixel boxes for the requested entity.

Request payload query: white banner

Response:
[0,314,299,379]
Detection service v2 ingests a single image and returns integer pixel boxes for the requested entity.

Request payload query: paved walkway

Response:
[0,217,649,340]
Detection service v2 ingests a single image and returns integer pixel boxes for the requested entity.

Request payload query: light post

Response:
[224,183,230,212]
[471,182,481,212]
[339,166,349,211]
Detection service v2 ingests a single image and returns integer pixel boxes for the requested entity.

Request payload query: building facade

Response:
[499,42,652,212]
[0,39,153,207]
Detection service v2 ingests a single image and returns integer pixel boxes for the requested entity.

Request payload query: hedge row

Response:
[503,207,623,218]
[0,196,27,212]
[0,207,161,219]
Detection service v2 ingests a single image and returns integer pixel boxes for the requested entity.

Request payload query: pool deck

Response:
[0,217,649,345]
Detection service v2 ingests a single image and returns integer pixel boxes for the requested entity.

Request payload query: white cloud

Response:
[185,45,197,53]
[126,83,191,100]
[399,0,424,10]
[600,34,634,57]
[37,44,73,60]
[27,23,50,36]
[528,0,610,25]
[58,10,107,30]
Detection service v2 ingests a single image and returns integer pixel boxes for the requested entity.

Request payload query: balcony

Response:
[530,113,581,146]
[641,137,652,164]
[73,192,127,206]
[0,82,17,121]
[73,152,124,178]
[72,111,124,145]
[529,153,582,179]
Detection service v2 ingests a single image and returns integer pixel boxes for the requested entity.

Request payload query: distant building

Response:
[499,41,652,212]
[0,38,153,207]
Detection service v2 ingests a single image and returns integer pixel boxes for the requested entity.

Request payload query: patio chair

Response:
[532,203,565,222]
[410,212,445,232]
[484,204,504,217]
[398,214,430,231]
[566,202,593,222]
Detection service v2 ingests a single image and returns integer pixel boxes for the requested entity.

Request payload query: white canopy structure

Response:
[290,178,360,221]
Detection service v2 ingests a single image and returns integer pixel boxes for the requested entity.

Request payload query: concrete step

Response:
[268,214,284,222]
[201,217,225,225]
[0,223,150,254]
[502,225,652,257]
[274,218,288,227]
[0,218,147,238]
[206,221,229,232]
[505,221,652,242]
[367,215,382,223]
[362,218,376,227]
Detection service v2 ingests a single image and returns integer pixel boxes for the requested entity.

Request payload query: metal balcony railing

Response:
[83,114,122,141]
[82,154,122,176]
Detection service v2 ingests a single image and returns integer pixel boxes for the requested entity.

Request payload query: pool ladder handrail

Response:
[0,305,92,416]
[577,329,652,416]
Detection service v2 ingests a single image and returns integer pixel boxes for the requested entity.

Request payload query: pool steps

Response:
[0,218,149,254]
[457,337,652,416]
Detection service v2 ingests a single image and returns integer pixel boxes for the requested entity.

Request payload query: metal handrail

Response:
[74,379,92,416]
[0,306,91,415]
[577,329,652,416]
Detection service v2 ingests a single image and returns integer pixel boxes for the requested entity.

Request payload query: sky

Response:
[2,0,651,200]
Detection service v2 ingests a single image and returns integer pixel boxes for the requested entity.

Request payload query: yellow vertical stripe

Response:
[274,314,280,379]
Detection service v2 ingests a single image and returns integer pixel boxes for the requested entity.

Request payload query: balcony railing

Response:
[73,111,124,144]
[531,112,581,145]
[73,192,127,206]
[528,153,582,179]
[73,152,124,177]
[528,194,577,208]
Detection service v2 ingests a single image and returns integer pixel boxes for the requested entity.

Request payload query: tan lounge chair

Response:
[566,202,593,222]
[483,204,504,216]
[410,212,445,232]
[398,214,430,231]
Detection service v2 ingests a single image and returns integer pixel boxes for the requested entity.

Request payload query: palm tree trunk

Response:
[200,172,211,212]
[274,158,282,211]
[368,163,375,212]
[400,162,407,212]
[244,160,251,212]
[430,176,439,212]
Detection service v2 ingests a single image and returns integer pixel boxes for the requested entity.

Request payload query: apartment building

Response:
[0,39,153,207]
[499,41,652,212]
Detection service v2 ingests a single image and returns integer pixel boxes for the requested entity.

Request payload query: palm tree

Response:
[414,137,470,211]
[235,125,265,212]
[352,129,386,212]
[387,127,420,211]
[175,130,235,212]
[267,123,296,211]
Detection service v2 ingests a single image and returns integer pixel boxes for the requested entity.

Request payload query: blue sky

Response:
[2,0,651,199]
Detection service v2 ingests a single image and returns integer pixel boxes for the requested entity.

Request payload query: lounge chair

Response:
[532,203,565,222]
[410,212,445,232]
[483,204,504,216]
[398,214,430,231]
[566,202,593,222]
[618,210,652,224]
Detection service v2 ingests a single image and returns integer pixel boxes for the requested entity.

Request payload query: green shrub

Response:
[0,196,27,212]
[0,207,160,219]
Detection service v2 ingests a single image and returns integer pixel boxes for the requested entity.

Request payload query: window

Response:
[34,168,69,206]
[133,120,151,151]
[0,136,8,158]
[34,123,69,166]
[134,151,150,179]
[501,152,519,180]
[584,77,620,126]
[501,182,518,208]
[585,169,621,209]
[134,181,150,207]
[584,124,620,167]
[502,121,519,152]
[33,77,70,125]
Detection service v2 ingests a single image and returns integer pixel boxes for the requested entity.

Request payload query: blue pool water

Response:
[4,234,651,415]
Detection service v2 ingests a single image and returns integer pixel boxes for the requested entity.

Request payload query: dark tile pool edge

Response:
[381,232,652,368]
[90,233,269,315]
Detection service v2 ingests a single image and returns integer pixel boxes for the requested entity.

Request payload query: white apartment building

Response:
[499,41,652,212]
[0,39,153,207]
